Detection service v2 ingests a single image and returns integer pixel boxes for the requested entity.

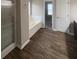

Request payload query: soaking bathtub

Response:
[29,17,42,38]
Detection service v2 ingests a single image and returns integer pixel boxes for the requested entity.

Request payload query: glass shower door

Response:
[1,0,15,51]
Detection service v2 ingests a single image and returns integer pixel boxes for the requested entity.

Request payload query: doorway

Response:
[45,2,53,29]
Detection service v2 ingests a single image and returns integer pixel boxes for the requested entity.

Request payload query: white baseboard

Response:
[20,39,30,50]
[52,28,57,31]
[52,28,74,36]
[67,32,74,36]
[1,43,15,59]
[29,22,42,38]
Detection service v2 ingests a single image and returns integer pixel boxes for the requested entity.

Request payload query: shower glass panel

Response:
[1,0,15,51]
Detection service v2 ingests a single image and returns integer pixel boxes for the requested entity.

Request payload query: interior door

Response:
[45,2,52,29]
[1,0,15,51]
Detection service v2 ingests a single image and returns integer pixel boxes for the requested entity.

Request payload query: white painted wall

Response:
[16,0,29,49]
[20,0,29,47]
[70,0,77,22]
[55,0,70,32]
[55,0,77,34]
[52,0,56,30]
[32,0,44,22]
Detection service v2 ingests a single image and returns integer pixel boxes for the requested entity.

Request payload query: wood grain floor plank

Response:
[3,28,77,59]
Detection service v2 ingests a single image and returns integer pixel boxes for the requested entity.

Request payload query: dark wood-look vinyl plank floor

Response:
[3,28,77,59]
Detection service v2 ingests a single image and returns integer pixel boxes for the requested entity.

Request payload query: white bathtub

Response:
[29,17,42,38]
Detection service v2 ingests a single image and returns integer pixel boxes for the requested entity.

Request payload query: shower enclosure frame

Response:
[1,0,17,58]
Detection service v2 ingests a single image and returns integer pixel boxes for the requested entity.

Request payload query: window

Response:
[47,3,53,15]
